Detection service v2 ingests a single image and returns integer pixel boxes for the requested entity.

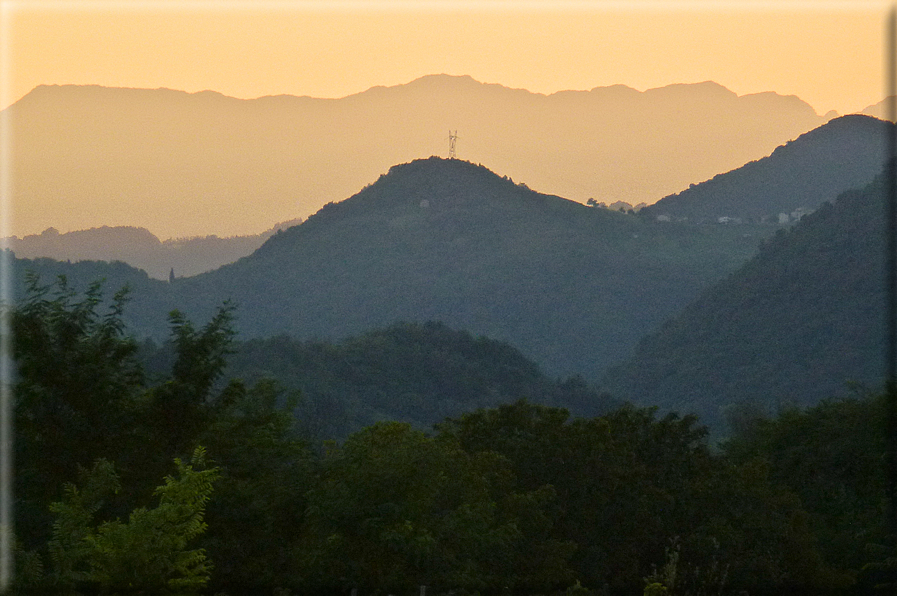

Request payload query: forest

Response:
[9,274,895,596]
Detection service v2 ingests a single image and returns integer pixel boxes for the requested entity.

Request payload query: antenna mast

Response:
[448,130,458,159]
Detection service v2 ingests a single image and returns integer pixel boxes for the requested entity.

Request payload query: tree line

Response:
[10,276,893,595]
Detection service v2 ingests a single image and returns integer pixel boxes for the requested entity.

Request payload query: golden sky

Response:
[0,1,890,116]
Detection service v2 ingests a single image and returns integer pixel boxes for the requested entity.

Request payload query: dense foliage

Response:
[12,277,892,595]
[13,275,309,594]
[141,322,617,439]
[723,394,887,582]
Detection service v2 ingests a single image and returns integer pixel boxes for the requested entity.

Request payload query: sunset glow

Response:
[2,1,890,116]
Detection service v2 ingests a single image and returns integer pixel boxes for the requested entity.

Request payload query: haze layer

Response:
[6,75,826,238]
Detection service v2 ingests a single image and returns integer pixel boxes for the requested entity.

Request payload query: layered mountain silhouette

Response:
[640,115,891,223]
[13,157,767,381]
[861,97,894,121]
[168,157,776,379]
[6,75,827,238]
[604,172,888,432]
[7,219,301,280]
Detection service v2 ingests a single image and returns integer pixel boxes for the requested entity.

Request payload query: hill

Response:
[7,219,302,280]
[141,321,618,439]
[169,157,770,380]
[640,115,890,223]
[5,76,826,238]
[9,255,178,336]
[603,172,888,432]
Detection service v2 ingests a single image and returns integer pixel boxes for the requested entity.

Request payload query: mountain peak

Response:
[254,155,587,262]
[643,80,736,98]
[375,156,556,205]
[384,155,497,179]
[311,156,534,218]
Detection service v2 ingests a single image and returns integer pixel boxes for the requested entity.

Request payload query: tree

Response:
[197,378,312,592]
[13,274,145,549]
[13,274,305,593]
[141,304,237,454]
[439,400,833,594]
[47,447,219,594]
[299,422,574,593]
[725,394,886,586]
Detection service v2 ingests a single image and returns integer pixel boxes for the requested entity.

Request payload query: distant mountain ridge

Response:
[6,219,302,279]
[640,115,890,223]
[12,156,774,382]
[6,75,826,238]
[860,97,894,121]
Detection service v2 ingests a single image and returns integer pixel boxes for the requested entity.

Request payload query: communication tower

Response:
[448,130,458,159]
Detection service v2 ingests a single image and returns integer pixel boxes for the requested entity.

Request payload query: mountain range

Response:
[5,75,828,239]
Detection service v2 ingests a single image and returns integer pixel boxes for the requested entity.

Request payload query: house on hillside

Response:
[717,216,743,224]
[791,207,813,221]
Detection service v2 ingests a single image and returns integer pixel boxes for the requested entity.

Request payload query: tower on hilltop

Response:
[448,130,458,159]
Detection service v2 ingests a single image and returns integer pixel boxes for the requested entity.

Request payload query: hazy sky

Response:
[0,0,890,116]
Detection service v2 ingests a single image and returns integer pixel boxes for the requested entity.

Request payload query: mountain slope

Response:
[172,157,768,380]
[5,76,826,238]
[640,115,890,222]
[604,173,888,431]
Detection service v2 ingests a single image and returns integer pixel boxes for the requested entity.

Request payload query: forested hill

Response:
[173,157,766,380]
[9,256,177,336]
[142,321,618,439]
[641,115,890,223]
[604,172,888,432]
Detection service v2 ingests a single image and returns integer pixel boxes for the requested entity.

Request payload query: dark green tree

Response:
[197,378,312,592]
[13,274,145,549]
[299,421,574,593]
[440,401,833,595]
[13,275,309,593]
[725,393,886,587]
[47,447,218,594]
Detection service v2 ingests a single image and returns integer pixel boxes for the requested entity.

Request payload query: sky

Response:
[0,0,892,117]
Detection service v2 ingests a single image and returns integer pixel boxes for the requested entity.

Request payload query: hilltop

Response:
[143,321,618,440]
